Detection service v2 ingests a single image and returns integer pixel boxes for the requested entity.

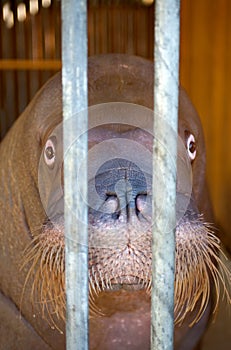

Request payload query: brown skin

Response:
[0,54,227,350]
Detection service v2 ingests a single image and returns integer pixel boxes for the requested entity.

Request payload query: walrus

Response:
[0,54,230,350]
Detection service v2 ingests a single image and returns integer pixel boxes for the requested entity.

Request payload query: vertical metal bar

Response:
[62,1,88,350]
[152,1,180,349]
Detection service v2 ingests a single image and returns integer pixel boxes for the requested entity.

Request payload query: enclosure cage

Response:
[0,0,231,349]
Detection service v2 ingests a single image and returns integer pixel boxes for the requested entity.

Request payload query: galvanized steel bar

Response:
[152,1,180,349]
[62,1,88,350]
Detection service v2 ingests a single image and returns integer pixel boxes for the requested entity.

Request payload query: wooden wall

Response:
[0,0,230,249]
[180,0,231,250]
[0,0,61,138]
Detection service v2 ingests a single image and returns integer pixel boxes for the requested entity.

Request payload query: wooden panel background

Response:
[0,0,230,251]
[0,0,61,138]
[180,0,231,251]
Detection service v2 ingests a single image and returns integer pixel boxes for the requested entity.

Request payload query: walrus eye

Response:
[44,138,56,166]
[187,134,196,161]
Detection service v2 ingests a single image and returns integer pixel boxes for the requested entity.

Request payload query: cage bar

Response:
[61,1,88,349]
[152,0,180,349]
[61,0,180,349]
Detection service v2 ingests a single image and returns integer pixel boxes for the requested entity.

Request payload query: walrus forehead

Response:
[88,125,153,151]
[38,113,63,147]
[39,110,192,154]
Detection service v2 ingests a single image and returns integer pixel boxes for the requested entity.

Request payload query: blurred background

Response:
[0,0,230,348]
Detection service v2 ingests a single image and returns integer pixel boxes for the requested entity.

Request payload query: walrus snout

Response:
[88,157,152,295]
[24,114,230,333]
[88,157,152,225]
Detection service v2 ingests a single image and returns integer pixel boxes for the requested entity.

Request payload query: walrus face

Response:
[22,100,230,349]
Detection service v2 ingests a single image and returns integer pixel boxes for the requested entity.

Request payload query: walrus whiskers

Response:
[21,221,65,327]
[174,215,231,326]
[21,213,230,328]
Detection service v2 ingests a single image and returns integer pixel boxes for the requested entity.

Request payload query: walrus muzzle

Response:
[22,103,230,347]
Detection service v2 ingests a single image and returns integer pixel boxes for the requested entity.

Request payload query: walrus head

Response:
[20,54,230,348]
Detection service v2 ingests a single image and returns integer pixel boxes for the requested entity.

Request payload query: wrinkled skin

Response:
[0,54,225,350]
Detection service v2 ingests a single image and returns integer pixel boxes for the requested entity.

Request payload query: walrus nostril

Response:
[136,193,147,214]
[91,158,151,223]
[135,193,152,221]
[104,193,121,220]
[104,193,119,213]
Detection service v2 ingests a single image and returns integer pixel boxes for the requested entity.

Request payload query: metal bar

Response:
[61,1,88,350]
[152,1,180,349]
